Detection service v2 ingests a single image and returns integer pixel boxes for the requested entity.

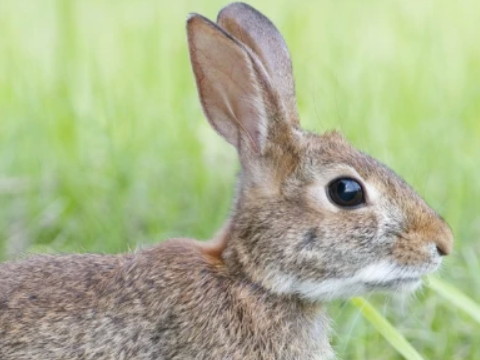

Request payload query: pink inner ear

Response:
[188,16,268,153]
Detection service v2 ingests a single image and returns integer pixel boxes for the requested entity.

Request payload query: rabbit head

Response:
[187,3,453,302]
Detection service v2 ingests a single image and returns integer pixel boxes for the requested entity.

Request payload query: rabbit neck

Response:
[217,221,328,314]
[216,241,333,358]
[196,225,334,359]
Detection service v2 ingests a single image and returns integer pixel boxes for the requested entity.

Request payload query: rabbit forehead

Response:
[302,131,396,181]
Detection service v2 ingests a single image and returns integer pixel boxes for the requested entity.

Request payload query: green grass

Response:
[351,297,425,360]
[1,0,479,358]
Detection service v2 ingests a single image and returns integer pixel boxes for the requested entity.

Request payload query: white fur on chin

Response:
[264,260,438,301]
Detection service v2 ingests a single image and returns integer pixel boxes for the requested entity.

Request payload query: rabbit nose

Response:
[436,244,448,256]
[433,223,454,256]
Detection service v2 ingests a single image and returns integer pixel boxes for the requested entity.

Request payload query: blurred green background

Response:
[0,0,478,358]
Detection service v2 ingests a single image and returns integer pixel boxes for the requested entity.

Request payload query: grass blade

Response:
[427,276,480,325]
[350,297,425,360]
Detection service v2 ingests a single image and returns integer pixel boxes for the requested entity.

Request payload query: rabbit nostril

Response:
[436,245,447,256]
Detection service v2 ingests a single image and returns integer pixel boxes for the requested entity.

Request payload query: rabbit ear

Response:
[187,14,283,157]
[217,3,299,125]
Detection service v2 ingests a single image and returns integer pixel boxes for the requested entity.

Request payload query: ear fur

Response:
[217,2,299,125]
[187,14,271,154]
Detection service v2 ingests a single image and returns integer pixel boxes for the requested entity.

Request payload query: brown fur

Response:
[0,240,331,360]
[0,3,452,359]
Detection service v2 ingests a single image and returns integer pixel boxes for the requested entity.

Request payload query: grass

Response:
[351,297,425,360]
[0,0,479,358]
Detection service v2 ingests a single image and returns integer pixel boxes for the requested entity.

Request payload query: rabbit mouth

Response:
[363,277,421,291]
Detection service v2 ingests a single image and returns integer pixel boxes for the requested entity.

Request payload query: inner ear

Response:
[187,14,270,154]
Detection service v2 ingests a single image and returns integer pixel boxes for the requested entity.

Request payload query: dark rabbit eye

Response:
[327,177,365,208]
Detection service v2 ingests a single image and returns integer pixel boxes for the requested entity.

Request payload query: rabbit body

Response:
[0,240,332,360]
[0,2,452,359]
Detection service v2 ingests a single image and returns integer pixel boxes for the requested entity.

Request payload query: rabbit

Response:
[0,2,453,360]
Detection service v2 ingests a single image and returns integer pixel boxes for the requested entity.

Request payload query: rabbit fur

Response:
[0,2,453,360]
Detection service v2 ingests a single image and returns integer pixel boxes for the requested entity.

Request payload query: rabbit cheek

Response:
[296,227,320,252]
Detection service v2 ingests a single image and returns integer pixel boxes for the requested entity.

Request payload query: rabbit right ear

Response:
[187,14,285,159]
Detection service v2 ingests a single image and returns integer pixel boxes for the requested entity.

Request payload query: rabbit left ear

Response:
[187,14,295,160]
[217,3,299,126]
[187,14,273,158]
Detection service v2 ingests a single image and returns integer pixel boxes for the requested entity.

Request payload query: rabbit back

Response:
[0,240,331,360]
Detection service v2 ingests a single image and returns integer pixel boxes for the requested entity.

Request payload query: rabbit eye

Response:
[327,177,365,208]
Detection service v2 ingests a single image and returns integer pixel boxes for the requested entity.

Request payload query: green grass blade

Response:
[350,297,425,360]
[427,277,480,325]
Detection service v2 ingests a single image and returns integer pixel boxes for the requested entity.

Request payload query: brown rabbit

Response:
[0,3,453,359]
